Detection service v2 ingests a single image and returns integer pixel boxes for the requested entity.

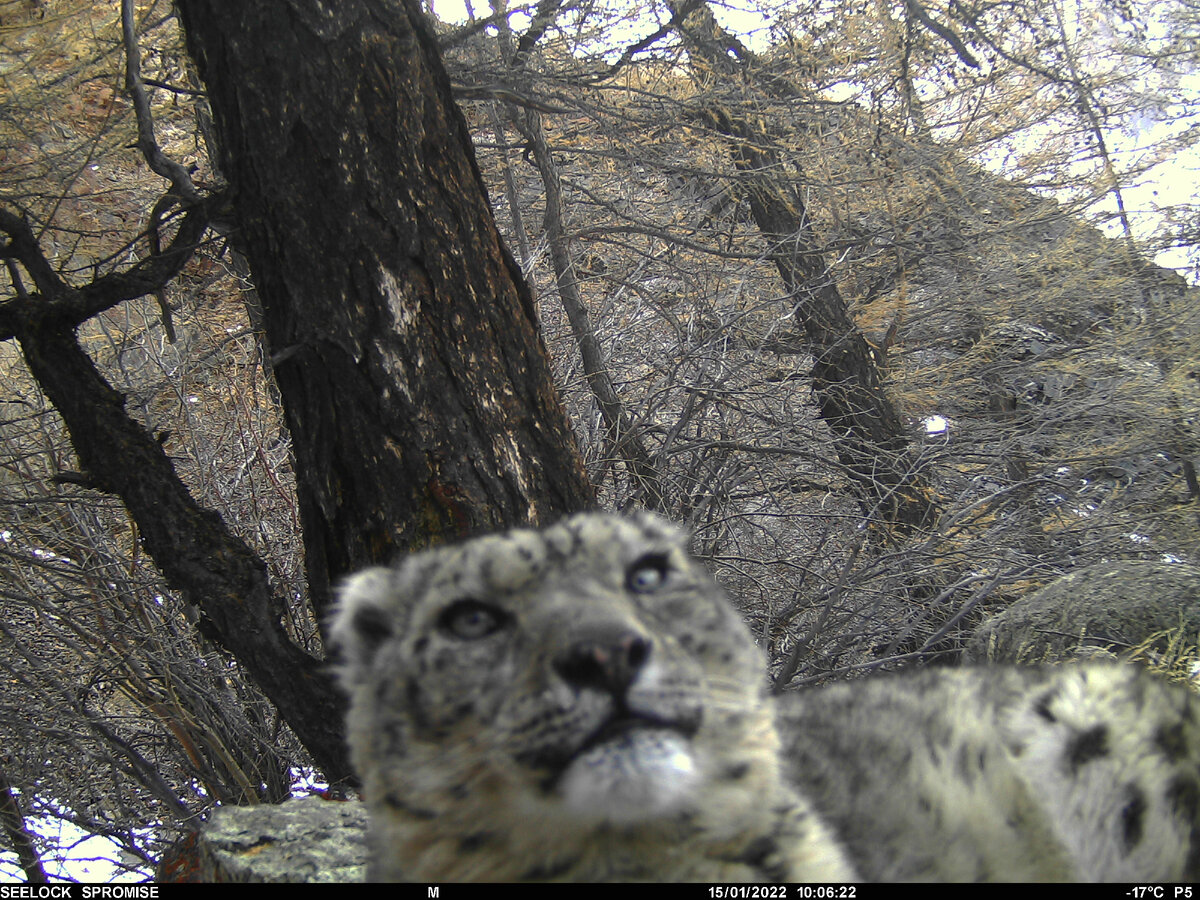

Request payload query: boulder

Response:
[964,560,1200,665]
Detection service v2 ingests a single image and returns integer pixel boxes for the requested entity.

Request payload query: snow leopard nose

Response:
[553,628,652,698]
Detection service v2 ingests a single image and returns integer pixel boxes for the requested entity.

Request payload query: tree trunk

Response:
[176,0,594,617]
[487,0,665,510]
[670,0,938,534]
[0,768,45,884]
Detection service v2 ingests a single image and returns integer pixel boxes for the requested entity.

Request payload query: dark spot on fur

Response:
[1065,724,1108,772]
[373,676,392,709]
[405,678,429,729]
[1121,786,1147,850]
[459,831,494,852]
[1186,840,1200,883]
[954,744,980,785]
[520,856,580,881]
[1157,722,1188,762]
[1167,775,1200,822]
[350,605,393,657]
[452,701,475,721]
[737,836,787,882]
[515,742,574,779]
[1034,690,1058,722]
[383,718,408,756]
[723,762,750,780]
[381,792,437,819]
[565,527,583,556]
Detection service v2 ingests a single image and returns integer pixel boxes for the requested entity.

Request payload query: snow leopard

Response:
[330,511,1200,881]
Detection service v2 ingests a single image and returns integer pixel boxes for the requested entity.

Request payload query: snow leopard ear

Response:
[330,567,397,684]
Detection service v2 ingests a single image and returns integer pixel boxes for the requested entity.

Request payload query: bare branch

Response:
[0,197,217,339]
[0,207,66,299]
[904,0,979,69]
[0,768,46,884]
[122,0,200,203]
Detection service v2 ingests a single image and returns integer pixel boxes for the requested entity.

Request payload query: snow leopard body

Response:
[331,511,1200,881]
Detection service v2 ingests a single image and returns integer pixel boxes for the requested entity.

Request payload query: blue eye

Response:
[626,554,670,593]
[438,600,508,639]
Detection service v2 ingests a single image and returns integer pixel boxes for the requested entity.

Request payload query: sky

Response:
[0,815,150,883]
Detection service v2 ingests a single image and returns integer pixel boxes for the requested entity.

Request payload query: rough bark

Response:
[0,768,45,884]
[670,0,938,533]
[176,0,594,618]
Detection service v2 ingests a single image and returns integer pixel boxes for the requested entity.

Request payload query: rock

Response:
[964,560,1200,665]
[182,796,367,883]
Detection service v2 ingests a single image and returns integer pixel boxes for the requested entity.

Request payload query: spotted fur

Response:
[331,512,1200,881]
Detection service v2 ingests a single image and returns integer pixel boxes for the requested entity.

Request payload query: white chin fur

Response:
[558,729,699,824]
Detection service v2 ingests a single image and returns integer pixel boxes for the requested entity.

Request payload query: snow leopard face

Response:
[330,511,1200,883]
[331,511,810,881]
